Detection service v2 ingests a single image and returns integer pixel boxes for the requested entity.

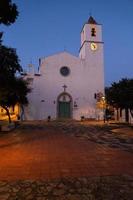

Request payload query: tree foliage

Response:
[0,77,30,122]
[105,78,133,121]
[0,1,30,123]
[0,0,18,26]
[0,0,18,43]
[0,45,30,122]
[0,45,22,77]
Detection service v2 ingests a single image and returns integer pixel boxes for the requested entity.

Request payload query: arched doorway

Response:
[57,92,72,118]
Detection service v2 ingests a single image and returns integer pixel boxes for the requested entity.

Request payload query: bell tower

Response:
[79,16,103,61]
[79,16,105,115]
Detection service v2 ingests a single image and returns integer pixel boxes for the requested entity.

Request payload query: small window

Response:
[91,28,96,37]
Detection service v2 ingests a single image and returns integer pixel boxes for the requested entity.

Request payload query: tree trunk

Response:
[2,106,11,123]
[130,109,133,118]
[20,105,24,121]
[125,108,129,123]
[116,108,119,121]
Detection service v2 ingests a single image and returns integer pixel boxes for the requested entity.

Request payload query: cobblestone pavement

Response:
[57,121,133,153]
[0,175,133,200]
[0,120,133,199]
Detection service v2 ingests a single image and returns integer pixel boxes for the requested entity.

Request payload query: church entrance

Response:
[57,93,72,118]
[59,102,70,118]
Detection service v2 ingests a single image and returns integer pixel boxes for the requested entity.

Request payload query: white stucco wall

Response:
[24,51,104,120]
[23,17,104,121]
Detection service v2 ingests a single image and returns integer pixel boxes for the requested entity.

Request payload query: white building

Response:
[23,16,105,120]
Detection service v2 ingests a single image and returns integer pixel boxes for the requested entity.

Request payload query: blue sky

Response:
[1,0,133,86]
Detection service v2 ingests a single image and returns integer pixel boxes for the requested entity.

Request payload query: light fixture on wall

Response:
[74,101,78,108]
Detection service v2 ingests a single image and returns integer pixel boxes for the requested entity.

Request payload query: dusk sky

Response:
[1,0,133,86]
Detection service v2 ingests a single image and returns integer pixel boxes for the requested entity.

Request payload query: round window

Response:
[60,66,70,76]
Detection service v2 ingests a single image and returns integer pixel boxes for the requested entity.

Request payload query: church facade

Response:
[23,16,105,120]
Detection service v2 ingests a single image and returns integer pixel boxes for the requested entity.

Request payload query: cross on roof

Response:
[62,84,67,92]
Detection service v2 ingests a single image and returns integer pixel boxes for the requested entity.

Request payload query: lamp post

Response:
[101,96,106,122]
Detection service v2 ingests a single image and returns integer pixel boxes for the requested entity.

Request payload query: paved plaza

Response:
[0,121,133,199]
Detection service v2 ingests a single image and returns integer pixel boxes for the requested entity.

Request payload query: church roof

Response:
[42,51,80,62]
[87,16,98,24]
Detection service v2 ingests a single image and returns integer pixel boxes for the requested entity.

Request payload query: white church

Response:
[23,16,105,120]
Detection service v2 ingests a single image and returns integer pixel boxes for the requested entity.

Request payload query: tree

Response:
[0,77,30,123]
[0,0,18,43]
[0,45,30,123]
[0,0,20,80]
[0,1,30,123]
[0,0,18,26]
[11,78,31,121]
[0,45,22,77]
[105,78,133,122]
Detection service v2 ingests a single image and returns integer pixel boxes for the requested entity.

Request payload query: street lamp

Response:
[101,96,106,122]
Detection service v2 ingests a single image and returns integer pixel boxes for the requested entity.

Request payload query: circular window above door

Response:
[60,66,70,76]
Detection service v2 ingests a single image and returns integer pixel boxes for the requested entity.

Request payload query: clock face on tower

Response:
[91,42,97,51]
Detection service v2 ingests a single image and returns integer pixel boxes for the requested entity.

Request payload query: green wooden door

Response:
[58,102,71,118]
